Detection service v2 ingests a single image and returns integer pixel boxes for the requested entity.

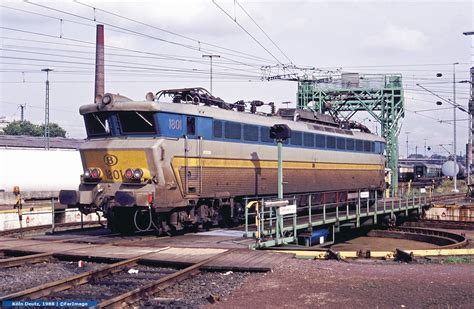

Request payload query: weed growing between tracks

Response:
[435,179,467,194]
[443,256,471,264]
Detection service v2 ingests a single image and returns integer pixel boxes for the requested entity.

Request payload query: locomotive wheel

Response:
[218,204,232,228]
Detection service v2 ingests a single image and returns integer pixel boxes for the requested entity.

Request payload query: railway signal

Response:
[270,124,291,199]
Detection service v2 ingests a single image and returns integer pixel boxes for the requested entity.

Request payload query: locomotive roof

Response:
[79,100,385,142]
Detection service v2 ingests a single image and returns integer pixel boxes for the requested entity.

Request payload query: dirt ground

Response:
[210,258,474,308]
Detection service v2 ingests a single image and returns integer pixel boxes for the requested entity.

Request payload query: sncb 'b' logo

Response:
[104,154,118,166]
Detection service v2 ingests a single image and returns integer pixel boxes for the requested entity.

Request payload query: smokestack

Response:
[95,24,104,103]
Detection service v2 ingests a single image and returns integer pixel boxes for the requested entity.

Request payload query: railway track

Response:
[404,220,474,230]
[0,252,55,269]
[369,226,468,249]
[0,249,231,308]
[0,221,104,237]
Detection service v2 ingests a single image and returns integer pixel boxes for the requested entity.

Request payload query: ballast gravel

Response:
[140,271,255,308]
[0,260,104,297]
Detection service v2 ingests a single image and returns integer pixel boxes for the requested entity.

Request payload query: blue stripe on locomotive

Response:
[97,111,385,155]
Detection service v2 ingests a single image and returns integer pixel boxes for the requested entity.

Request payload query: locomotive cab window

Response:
[84,112,111,137]
[118,111,156,134]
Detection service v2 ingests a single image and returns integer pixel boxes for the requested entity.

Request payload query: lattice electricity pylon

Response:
[296,73,404,196]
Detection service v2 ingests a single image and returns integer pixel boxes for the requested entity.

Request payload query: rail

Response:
[98,250,232,308]
[0,248,231,308]
[0,220,103,237]
[0,248,170,302]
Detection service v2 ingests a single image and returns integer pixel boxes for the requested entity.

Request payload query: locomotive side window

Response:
[213,120,223,138]
[186,117,196,135]
[84,112,111,137]
[224,121,241,140]
[118,111,156,134]
[375,142,382,154]
[355,140,363,151]
[346,138,355,151]
[304,133,314,147]
[363,140,371,152]
[291,131,302,145]
[327,136,336,149]
[337,137,346,150]
[243,124,259,141]
[315,134,325,148]
[260,127,274,143]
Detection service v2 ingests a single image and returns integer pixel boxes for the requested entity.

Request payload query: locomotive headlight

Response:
[124,168,134,180]
[90,168,102,179]
[84,169,92,178]
[123,168,150,183]
[102,93,113,105]
[133,168,144,179]
[83,168,102,181]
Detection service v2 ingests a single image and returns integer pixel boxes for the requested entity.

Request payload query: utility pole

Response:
[41,68,53,150]
[202,54,220,95]
[405,132,410,159]
[463,31,474,186]
[19,104,26,122]
[424,139,427,157]
[453,62,459,192]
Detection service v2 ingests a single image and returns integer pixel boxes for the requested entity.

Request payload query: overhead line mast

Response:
[293,71,404,196]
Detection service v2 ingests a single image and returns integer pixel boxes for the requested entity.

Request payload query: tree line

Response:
[1,120,67,137]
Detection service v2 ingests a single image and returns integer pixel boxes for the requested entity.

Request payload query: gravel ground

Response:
[0,260,105,297]
[139,271,256,308]
[210,258,474,308]
[51,265,177,302]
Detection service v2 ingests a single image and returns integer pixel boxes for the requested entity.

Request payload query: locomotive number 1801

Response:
[168,118,182,130]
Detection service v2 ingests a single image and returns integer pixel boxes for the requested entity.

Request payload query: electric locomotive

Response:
[59,88,386,233]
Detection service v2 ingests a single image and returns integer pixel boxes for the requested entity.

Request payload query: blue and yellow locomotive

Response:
[60,88,386,233]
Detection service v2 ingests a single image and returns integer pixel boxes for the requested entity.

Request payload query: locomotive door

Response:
[183,116,202,196]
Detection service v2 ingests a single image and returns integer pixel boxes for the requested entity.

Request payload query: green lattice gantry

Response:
[297,73,404,195]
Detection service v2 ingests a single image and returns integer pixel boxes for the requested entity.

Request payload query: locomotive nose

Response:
[81,150,150,183]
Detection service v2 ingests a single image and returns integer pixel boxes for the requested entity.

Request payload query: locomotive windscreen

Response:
[84,111,157,137]
[117,111,156,134]
[84,112,111,137]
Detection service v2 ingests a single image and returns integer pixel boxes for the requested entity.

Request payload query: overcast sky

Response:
[1,0,473,158]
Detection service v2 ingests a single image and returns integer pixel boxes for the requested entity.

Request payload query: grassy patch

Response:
[435,179,467,194]
[444,256,471,264]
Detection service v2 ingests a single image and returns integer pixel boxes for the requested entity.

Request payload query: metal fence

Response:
[244,189,432,248]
